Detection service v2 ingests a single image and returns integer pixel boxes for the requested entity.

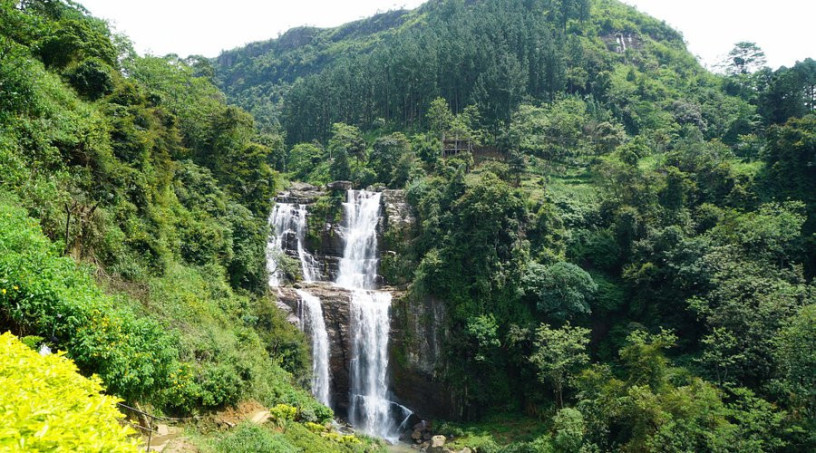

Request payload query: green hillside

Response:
[0,1,379,451]
[214,0,816,451]
[1,0,816,451]
[215,0,745,145]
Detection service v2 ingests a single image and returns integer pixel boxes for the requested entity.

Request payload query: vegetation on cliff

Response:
[2,0,816,451]
[0,1,379,450]
[217,0,816,451]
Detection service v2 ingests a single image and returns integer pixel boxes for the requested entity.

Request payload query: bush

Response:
[212,423,297,453]
[269,403,298,423]
[67,57,114,100]
[212,419,377,453]
[0,199,178,402]
[521,261,597,320]
[280,422,379,453]
[0,332,139,452]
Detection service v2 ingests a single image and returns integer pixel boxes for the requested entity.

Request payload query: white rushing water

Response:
[267,202,331,406]
[267,202,321,286]
[349,290,396,438]
[296,289,332,407]
[336,190,411,442]
[336,191,382,290]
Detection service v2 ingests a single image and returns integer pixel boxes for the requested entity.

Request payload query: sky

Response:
[78,0,814,71]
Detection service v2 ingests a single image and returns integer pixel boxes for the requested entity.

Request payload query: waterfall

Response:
[336,190,411,442]
[336,191,382,290]
[296,289,331,407]
[267,202,330,405]
[267,202,321,286]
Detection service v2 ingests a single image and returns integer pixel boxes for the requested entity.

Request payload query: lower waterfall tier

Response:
[277,283,455,425]
[348,289,411,442]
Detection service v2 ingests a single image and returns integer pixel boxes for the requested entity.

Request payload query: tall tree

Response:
[530,322,590,407]
[328,122,365,163]
[722,41,767,76]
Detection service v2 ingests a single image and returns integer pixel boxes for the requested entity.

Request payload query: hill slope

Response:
[3,0,815,450]
[214,0,747,146]
[214,0,816,451]
[0,2,387,451]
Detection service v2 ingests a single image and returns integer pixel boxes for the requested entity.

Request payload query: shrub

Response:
[0,200,178,403]
[67,57,114,100]
[212,423,297,453]
[269,403,299,423]
[0,332,139,452]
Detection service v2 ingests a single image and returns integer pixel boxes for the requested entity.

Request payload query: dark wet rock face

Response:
[277,283,353,415]
[390,295,453,419]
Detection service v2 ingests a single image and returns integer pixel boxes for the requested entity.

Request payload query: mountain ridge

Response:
[213,0,709,145]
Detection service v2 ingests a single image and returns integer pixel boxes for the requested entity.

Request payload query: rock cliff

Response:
[277,283,354,415]
[272,183,453,421]
[390,295,454,419]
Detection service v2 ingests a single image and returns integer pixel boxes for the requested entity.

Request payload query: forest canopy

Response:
[1,0,816,451]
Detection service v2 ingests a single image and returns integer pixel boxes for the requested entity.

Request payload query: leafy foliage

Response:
[0,332,139,452]
[521,262,597,320]
[3,0,816,450]
[0,199,177,402]
[0,0,317,422]
[530,323,591,407]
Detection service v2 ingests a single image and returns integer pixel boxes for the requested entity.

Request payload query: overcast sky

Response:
[78,0,814,70]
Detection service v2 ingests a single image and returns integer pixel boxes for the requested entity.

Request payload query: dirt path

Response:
[145,424,184,452]
[142,401,272,453]
[248,409,271,424]
[141,402,272,452]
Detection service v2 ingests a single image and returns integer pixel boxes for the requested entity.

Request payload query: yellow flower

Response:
[1,289,6,295]
[13,285,18,290]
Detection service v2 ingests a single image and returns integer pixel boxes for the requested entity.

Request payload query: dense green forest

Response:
[2,0,816,451]
[216,0,816,451]
[0,0,379,451]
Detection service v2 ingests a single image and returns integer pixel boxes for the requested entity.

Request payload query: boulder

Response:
[427,435,447,453]
[276,182,323,204]
[327,180,353,191]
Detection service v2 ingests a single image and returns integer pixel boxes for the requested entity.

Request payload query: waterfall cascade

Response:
[296,289,331,406]
[336,191,382,290]
[268,190,413,442]
[267,203,321,286]
[267,202,330,406]
[336,190,412,442]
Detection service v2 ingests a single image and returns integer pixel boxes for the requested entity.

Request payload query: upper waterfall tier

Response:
[336,190,383,290]
[267,202,321,285]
